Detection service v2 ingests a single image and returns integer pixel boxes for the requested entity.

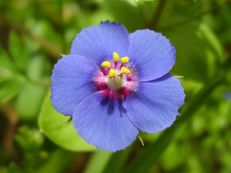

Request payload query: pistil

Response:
[96,52,137,98]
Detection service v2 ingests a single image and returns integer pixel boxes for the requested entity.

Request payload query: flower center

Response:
[94,52,138,99]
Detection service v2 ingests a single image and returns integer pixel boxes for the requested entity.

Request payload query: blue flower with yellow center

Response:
[51,21,185,152]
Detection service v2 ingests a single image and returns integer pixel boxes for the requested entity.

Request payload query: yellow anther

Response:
[101,61,111,68]
[120,67,131,74]
[109,69,117,78]
[121,56,129,64]
[113,52,120,62]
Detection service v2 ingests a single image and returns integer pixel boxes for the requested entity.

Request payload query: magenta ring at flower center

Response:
[93,57,138,99]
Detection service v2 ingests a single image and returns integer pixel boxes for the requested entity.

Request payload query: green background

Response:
[0,0,231,173]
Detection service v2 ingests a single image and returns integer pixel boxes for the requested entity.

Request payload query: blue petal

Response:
[123,75,185,133]
[51,54,98,116]
[73,92,138,152]
[129,29,176,81]
[71,22,129,63]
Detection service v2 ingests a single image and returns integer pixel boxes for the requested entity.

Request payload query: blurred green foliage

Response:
[0,0,231,173]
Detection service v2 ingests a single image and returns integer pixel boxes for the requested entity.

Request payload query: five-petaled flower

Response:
[51,21,185,152]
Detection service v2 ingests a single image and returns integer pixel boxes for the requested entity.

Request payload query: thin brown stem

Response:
[147,0,166,29]
[2,104,18,158]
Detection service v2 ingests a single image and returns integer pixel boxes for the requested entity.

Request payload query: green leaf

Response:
[9,32,21,61]
[9,32,21,65]
[27,55,47,82]
[15,55,48,120]
[38,92,96,152]
[0,65,14,83]
[0,47,25,103]
[0,76,24,103]
[0,48,15,83]
[16,82,45,120]
[0,47,15,71]
[9,32,29,71]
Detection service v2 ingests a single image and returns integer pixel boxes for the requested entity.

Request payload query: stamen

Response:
[113,52,120,62]
[109,69,117,78]
[121,56,129,64]
[101,61,111,68]
[120,67,131,74]
[96,53,137,98]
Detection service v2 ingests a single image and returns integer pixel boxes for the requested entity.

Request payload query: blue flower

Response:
[51,21,185,152]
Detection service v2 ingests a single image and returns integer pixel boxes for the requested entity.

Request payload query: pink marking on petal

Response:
[96,82,108,90]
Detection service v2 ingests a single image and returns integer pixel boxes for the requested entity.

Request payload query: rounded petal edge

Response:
[129,29,176,81]
[51,54,98,116]
[124,74,185,133]
[73,92,139,152]
[71,21,130,63]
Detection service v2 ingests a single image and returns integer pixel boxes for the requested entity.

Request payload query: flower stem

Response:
[147,0,166,29]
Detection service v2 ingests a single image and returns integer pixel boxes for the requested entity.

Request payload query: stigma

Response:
[95,52,137,99]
